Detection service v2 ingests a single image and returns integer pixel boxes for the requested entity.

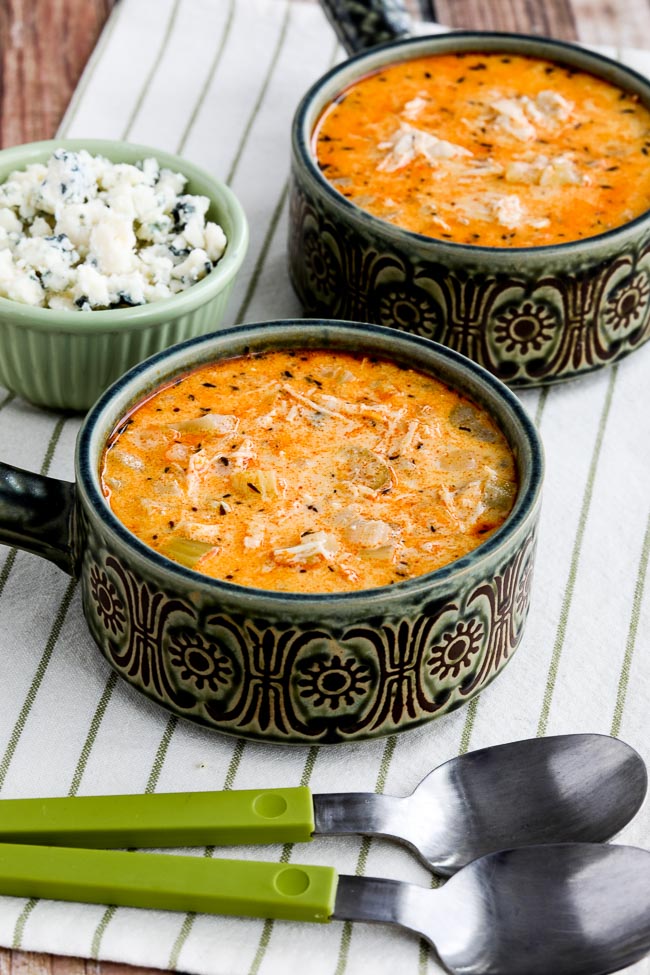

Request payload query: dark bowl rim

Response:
[292,29,650,256]
[77,318,544,608]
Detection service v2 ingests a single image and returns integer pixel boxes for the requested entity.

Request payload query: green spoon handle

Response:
[0,842,337,922]
[0,788,315,848]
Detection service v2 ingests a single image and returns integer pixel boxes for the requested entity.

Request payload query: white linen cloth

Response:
[0,0,649,972]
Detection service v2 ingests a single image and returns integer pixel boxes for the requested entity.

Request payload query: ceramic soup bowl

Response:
[0,321,543,744]
[289,9,650,386]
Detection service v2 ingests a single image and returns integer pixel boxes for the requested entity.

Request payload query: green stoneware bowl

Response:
[0,139,249,411]
[0,320,543,744]
[289,26,650,386]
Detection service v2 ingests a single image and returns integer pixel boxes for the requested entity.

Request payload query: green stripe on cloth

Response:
[235,182,289,321]
[534,386,550,428]
[12,899,38,950]
[0,550,17,591]
[226,0,292,186]
[537,366,618,738]
[40,418,68,477]
[176,0,236,156]
[0,576,77,797]
[121,0,184,140]
[223,738,246,790]
[92,906,118,960]
[457,696,480,756]
[167,849,217,971]
[169,911,199,972]
[68,672,119,798]
[146,714,178,794]
[611,507,650,737]
[233,34,338,323]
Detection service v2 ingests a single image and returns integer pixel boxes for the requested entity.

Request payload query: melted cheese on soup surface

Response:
[313,52,650,247]
[101,350,517,593]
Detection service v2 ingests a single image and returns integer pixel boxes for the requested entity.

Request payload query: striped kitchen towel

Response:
[0,0,649,973]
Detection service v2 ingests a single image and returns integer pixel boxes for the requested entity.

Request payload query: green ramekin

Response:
[0,139,249,411]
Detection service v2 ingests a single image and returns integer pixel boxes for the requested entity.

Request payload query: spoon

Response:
[315,732,648,874]
[0,840,649,974]
[0,734,643,875]
[335,842,650,974]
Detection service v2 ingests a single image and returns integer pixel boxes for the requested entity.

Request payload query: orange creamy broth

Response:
[313,51,650,247]
[100,350,517,594]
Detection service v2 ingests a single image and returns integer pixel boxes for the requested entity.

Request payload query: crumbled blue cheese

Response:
[0,149,228,310]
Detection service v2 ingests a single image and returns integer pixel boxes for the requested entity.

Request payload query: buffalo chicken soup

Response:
[313,51,650,247]
[101,350,517,593]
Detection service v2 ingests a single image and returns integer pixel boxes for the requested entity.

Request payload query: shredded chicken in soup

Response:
[101,350,517,593]
[313,51,650,247]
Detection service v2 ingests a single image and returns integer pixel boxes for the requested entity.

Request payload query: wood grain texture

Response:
[0,0,647,972]
[430,0,578,39]
[0,948,166,974]
[569,0,650,48]
[428,0,650,46]
[0,0,115,147]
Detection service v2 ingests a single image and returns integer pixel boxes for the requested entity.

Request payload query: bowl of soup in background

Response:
[0,139,249,411]
[0,320,543,744]
[289,18,650,386]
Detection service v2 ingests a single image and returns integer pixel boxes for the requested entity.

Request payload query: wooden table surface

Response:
[0,0,648,971]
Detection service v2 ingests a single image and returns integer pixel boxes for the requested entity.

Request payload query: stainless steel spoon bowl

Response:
[314,733,648,874]
[335,843,650,975]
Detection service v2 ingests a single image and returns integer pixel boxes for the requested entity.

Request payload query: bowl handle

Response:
[318,0,412,54]
[0,462,76,576]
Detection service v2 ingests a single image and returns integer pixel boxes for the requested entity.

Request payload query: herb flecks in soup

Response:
[101,351,517,593]
[313,52,650,247]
